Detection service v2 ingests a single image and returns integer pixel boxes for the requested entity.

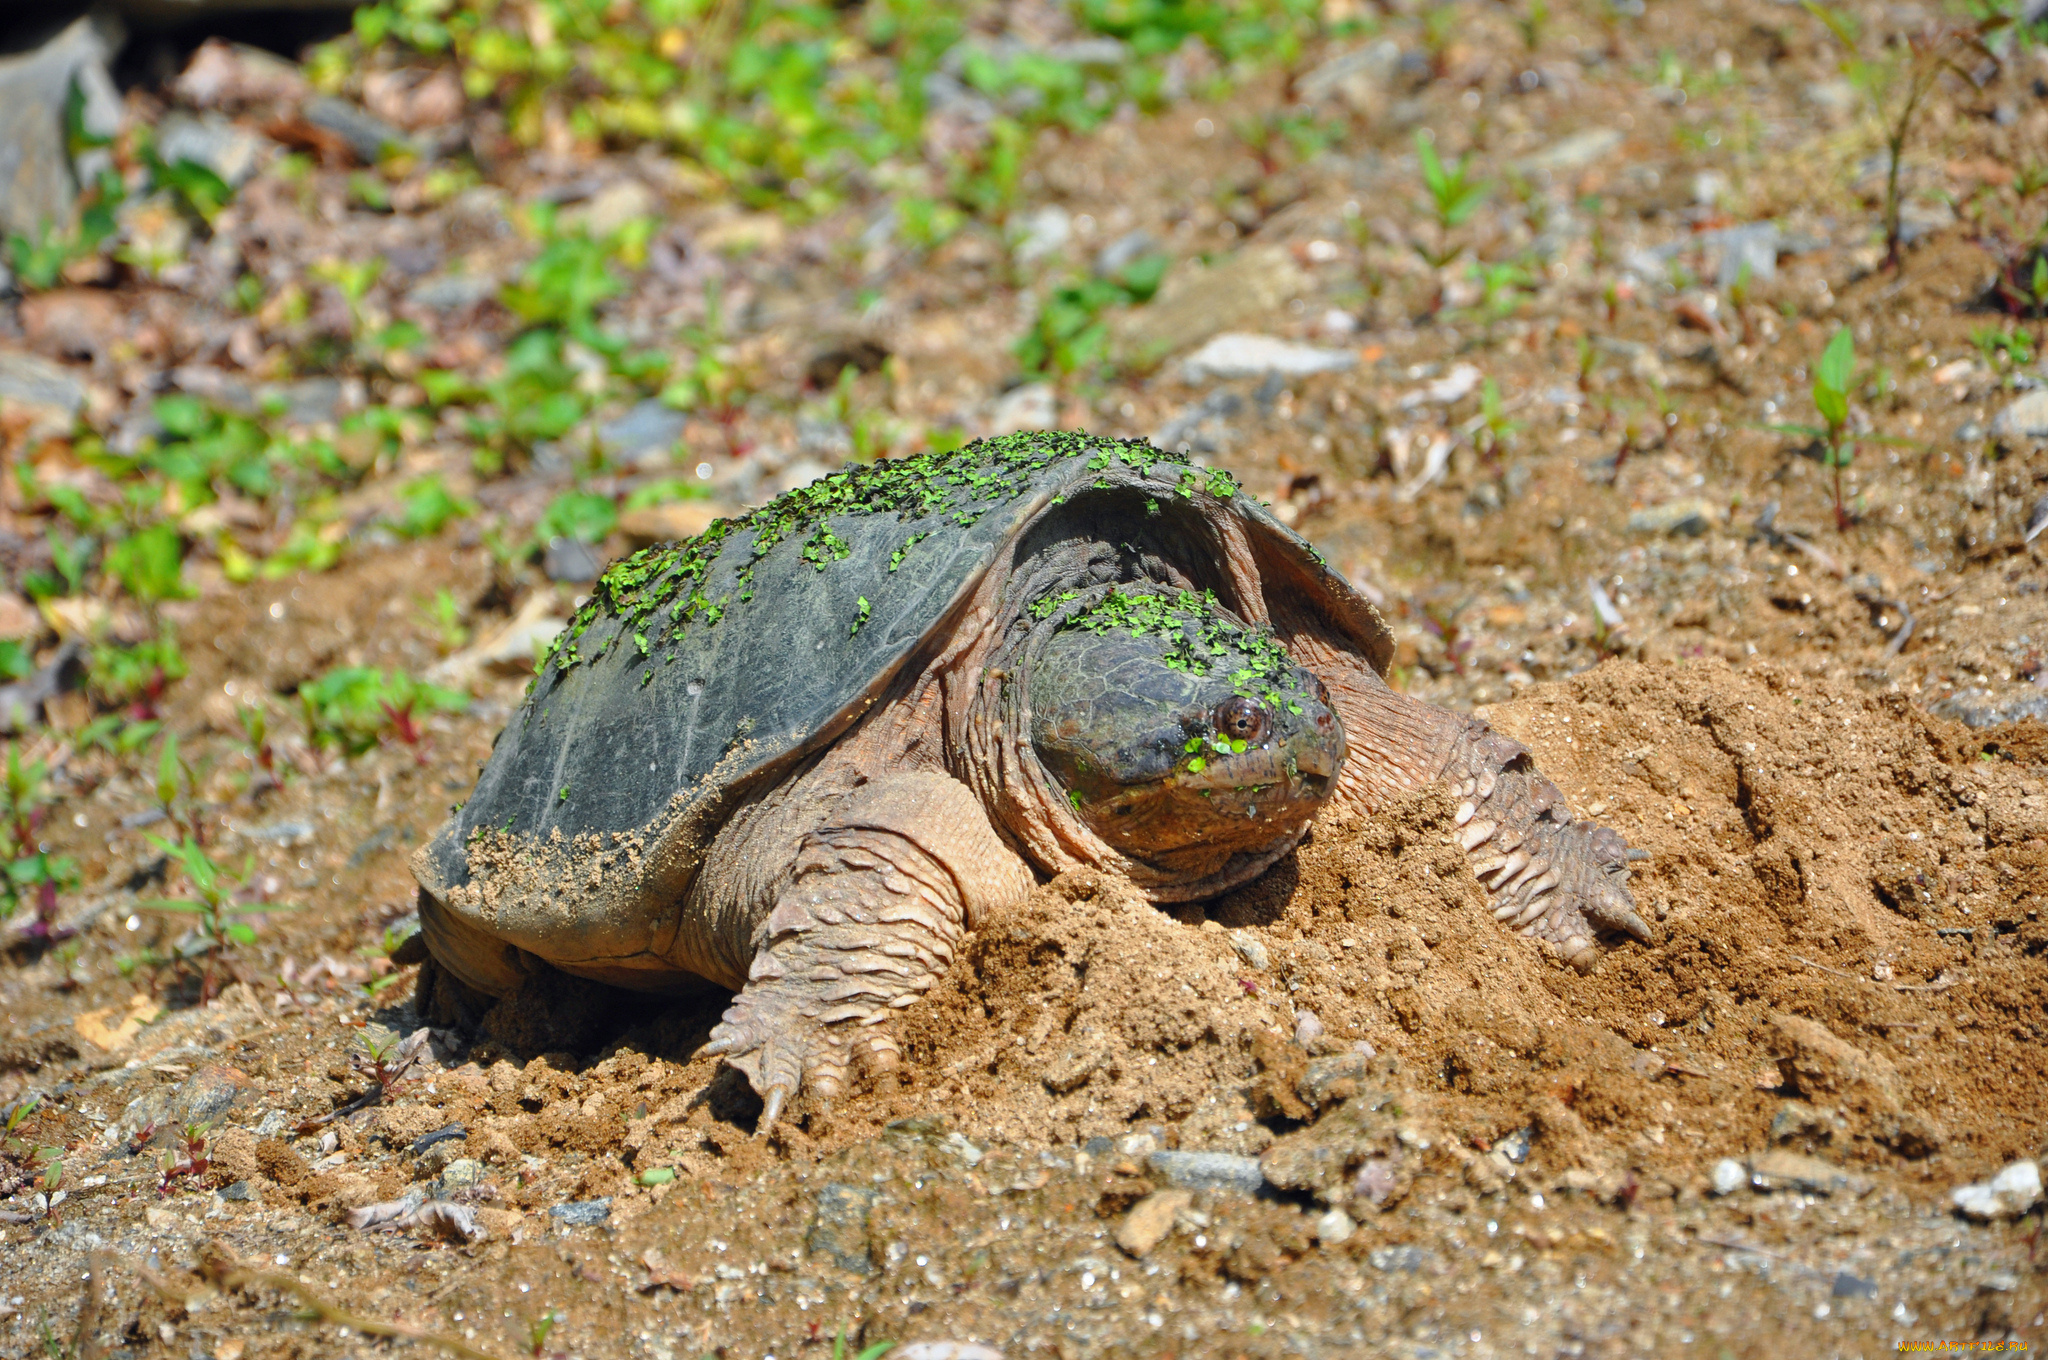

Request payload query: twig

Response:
[1854,591,1914,657]
[1778,531,1845,579]
[145,1250,514,1360]
[1792,955,1958,993]
[74,1252,111,1360]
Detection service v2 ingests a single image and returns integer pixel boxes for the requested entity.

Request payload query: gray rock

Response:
[408,275,498,311]
[1146,1150,1265,1196]
[547,1197,611,1226]
[1991,390,2048,442]
[0,350,86,419]
[807,1182,878,1274]
[987,383,1057,436]
[2025,495,2047,545]
[600,399,687,465]
[1113,246,1305,366]
[408,1123,467,1156]
[1702,222,1782,287]
[0,637,82,733]
[218,1180,257,1202]
[0,17,122,240]
[243,819,315,845]
[1094,229,1160,279]
[1831,1271,1877,1299]
[1516,128,1625,177]
[1710,1158,1746,1197]
[1179,334,1356,383]
[1297,40,1402,110]
[432,1158,486,1198]
[303,95,412,164]
[1368,1244,1429,1273]
[543,537,603,583]
[1627,497,1719,537]
[1010,205,1070,266]
[116,1064,253,1144]
[154,112,268,187]
[1929,688,2048,729]
[1228,931,1269,971]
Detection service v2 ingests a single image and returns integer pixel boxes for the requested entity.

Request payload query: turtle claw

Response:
[707,980,866,1135]
[1448,735,1653,969]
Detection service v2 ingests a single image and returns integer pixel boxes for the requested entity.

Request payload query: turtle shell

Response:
[413,431,1391,988]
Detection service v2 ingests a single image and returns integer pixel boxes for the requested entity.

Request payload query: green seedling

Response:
[422,590,470,652]
[298,666,468,757]
[157,1122,211,1194]
[1971,323,2035,370]
[236,704,282,795]
[139,834,295,1003]
[527,1311,561,1357]
[535,491,619,547]
[1805,4,1985,269]
[1015,253,1169,378]
[1414,130,1490,269]
[1,744,79,945]
[831,1329,892,1360]
[352,1024,427,1095]
[1516,0,1551,50]
[1761,327,1859,531]
[390,476,475,540]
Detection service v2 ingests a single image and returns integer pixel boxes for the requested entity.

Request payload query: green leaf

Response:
[1814,326,1854,395]
[536,491,618,544]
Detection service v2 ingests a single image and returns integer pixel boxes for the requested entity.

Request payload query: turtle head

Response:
[1025,588,1347,878]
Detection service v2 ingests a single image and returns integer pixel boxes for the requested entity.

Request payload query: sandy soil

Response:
[3,0,2048,1355]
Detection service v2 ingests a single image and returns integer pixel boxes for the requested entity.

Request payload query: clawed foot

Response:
[704,978,901,1131]
[1450,732,1652,970]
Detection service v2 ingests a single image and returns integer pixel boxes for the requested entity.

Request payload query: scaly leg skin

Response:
[1303,654,1650,970]
[1442,724,1651,971]
[703,773,1034,1131]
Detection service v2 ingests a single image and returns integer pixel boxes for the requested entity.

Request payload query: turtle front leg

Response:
[705,773,1033,1130]
[1314,665,1650,969]
[1440,723,1651,969]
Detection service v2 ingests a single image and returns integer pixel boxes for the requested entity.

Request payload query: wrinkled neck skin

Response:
[952,539,1312,903]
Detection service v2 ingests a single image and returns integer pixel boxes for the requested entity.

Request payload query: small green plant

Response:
[1972,322,2037,369]
[1516,0,1551,50]
[422,590,470,652]
[352,1023,427,1094]
[1760,326,1860,532]
[138,836,296,1002]
[157,1122,211,1194]
[527,1311,561,1357]
[1414,130,1490,269]
[236,704,283,795]
[1,745,79,946]
[390,476,476,540]
[831,1329,892,1360]
[1806,4,1984,269]
[299,666,468,757]
[535,491,619,546]
[1014,253,1169,378]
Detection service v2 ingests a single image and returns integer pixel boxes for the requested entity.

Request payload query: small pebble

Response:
[1147,1150,1264,1196]
[1710,1158,1747,1197]
[1115,1189,1193,1257]
[1230,932,1270,971]
[1951,1159,2042,1221]
[547,1198,612,1227]
[1313,1208,1356,1245]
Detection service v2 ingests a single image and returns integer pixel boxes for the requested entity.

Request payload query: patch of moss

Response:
[1050,587,1310,709]
[538,431,1190,680]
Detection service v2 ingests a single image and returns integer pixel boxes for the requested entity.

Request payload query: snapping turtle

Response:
[414,431,1649,1124]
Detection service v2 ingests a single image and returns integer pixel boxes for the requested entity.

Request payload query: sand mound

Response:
[793,658,2046,1193]
[427,659,2042,1207]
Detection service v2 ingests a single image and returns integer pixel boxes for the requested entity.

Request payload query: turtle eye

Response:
[1215,696,1268,744]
